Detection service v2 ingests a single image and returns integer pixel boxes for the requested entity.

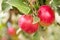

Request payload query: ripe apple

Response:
[18,15,39,34]
[38,5,55,26]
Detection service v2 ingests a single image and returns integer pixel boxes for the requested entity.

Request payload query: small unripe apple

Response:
[18,15,39,34]
[1,37,7,40]
[8,27,16,36]
[38,5,55,26]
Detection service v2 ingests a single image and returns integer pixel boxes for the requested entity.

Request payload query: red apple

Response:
[18,15,39,34]
[38,5,55,26]
[8,27,16,36]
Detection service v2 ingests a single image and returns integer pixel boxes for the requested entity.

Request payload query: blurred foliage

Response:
[2,2,10,11]
[2,0,11,11]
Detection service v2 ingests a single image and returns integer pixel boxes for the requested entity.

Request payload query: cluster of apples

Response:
[18,5,55,34]
[8,5,55,35]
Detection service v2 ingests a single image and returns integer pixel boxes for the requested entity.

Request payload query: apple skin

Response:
[18,15,39,34]
[8,27,16,36]
[38,5,55,26]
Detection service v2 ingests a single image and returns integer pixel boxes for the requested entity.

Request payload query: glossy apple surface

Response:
[18,15,39,34]
[38,5,55,26]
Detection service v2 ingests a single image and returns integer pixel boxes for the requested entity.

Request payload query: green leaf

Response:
[53,0,60,6]
[33,16,40,24]
[7,0,30,14]
[32,32,40,40]
[56,7,60,15]
[51,0,60,15]
[2,0,8,3]
[2,2,10,11]
[51,0,60,9]
[38,0,46,5]
[34,4,39,10]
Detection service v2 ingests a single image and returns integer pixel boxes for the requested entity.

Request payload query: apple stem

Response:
[27,0,38,16]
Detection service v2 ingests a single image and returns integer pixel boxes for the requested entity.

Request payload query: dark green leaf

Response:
[56,7,60,15]
[34,4,39,10]
[38,0,46,5]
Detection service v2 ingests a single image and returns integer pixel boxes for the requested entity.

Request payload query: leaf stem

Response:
[27,0,38,16]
